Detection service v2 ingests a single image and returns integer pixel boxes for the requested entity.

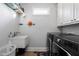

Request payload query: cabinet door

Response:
[74,3,79,21]
[62,3,74,24]
[57,3,63,26]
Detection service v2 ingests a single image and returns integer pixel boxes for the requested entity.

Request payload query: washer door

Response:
[53,42,71,56]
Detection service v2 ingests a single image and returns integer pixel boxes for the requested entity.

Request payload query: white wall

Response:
[0,4,19,47]
[19,3,59,49]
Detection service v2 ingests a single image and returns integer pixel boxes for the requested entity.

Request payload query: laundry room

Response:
[0,0,79,57]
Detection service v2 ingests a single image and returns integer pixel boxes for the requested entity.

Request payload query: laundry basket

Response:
[0,43,16,56]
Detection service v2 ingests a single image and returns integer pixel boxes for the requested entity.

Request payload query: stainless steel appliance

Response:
[47,32,79,56]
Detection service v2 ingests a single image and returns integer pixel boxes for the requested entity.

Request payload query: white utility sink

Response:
[10,35,29,48]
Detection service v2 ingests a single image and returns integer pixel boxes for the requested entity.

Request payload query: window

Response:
[33,8,50,15]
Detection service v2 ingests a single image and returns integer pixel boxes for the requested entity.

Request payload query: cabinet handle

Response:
[74,19,76,20]
[71,20,73,21]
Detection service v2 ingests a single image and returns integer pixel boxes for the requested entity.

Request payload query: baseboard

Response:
[26,47,47,51]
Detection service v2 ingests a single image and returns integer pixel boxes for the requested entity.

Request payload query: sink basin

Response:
[9,35,30,48]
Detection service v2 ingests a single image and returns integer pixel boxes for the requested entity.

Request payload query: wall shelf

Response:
[57,21,79,28]
[5,3,24,15]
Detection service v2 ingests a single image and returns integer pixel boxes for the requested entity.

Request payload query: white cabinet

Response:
[10,35,30,48]
[57,3,63,26]
[62,3,74,24]
[74,3,79,21]
[57,3,79,27]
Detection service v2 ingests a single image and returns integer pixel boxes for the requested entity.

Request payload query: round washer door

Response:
[53,42,71,56]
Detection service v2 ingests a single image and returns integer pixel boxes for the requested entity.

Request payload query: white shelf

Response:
[58,20,79,28]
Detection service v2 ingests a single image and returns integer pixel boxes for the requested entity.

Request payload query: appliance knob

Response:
[57,39,61,42]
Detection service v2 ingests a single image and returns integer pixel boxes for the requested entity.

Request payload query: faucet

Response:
[8,32,14,38]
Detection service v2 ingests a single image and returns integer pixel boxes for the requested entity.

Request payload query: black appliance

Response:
[47,32,79,56]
